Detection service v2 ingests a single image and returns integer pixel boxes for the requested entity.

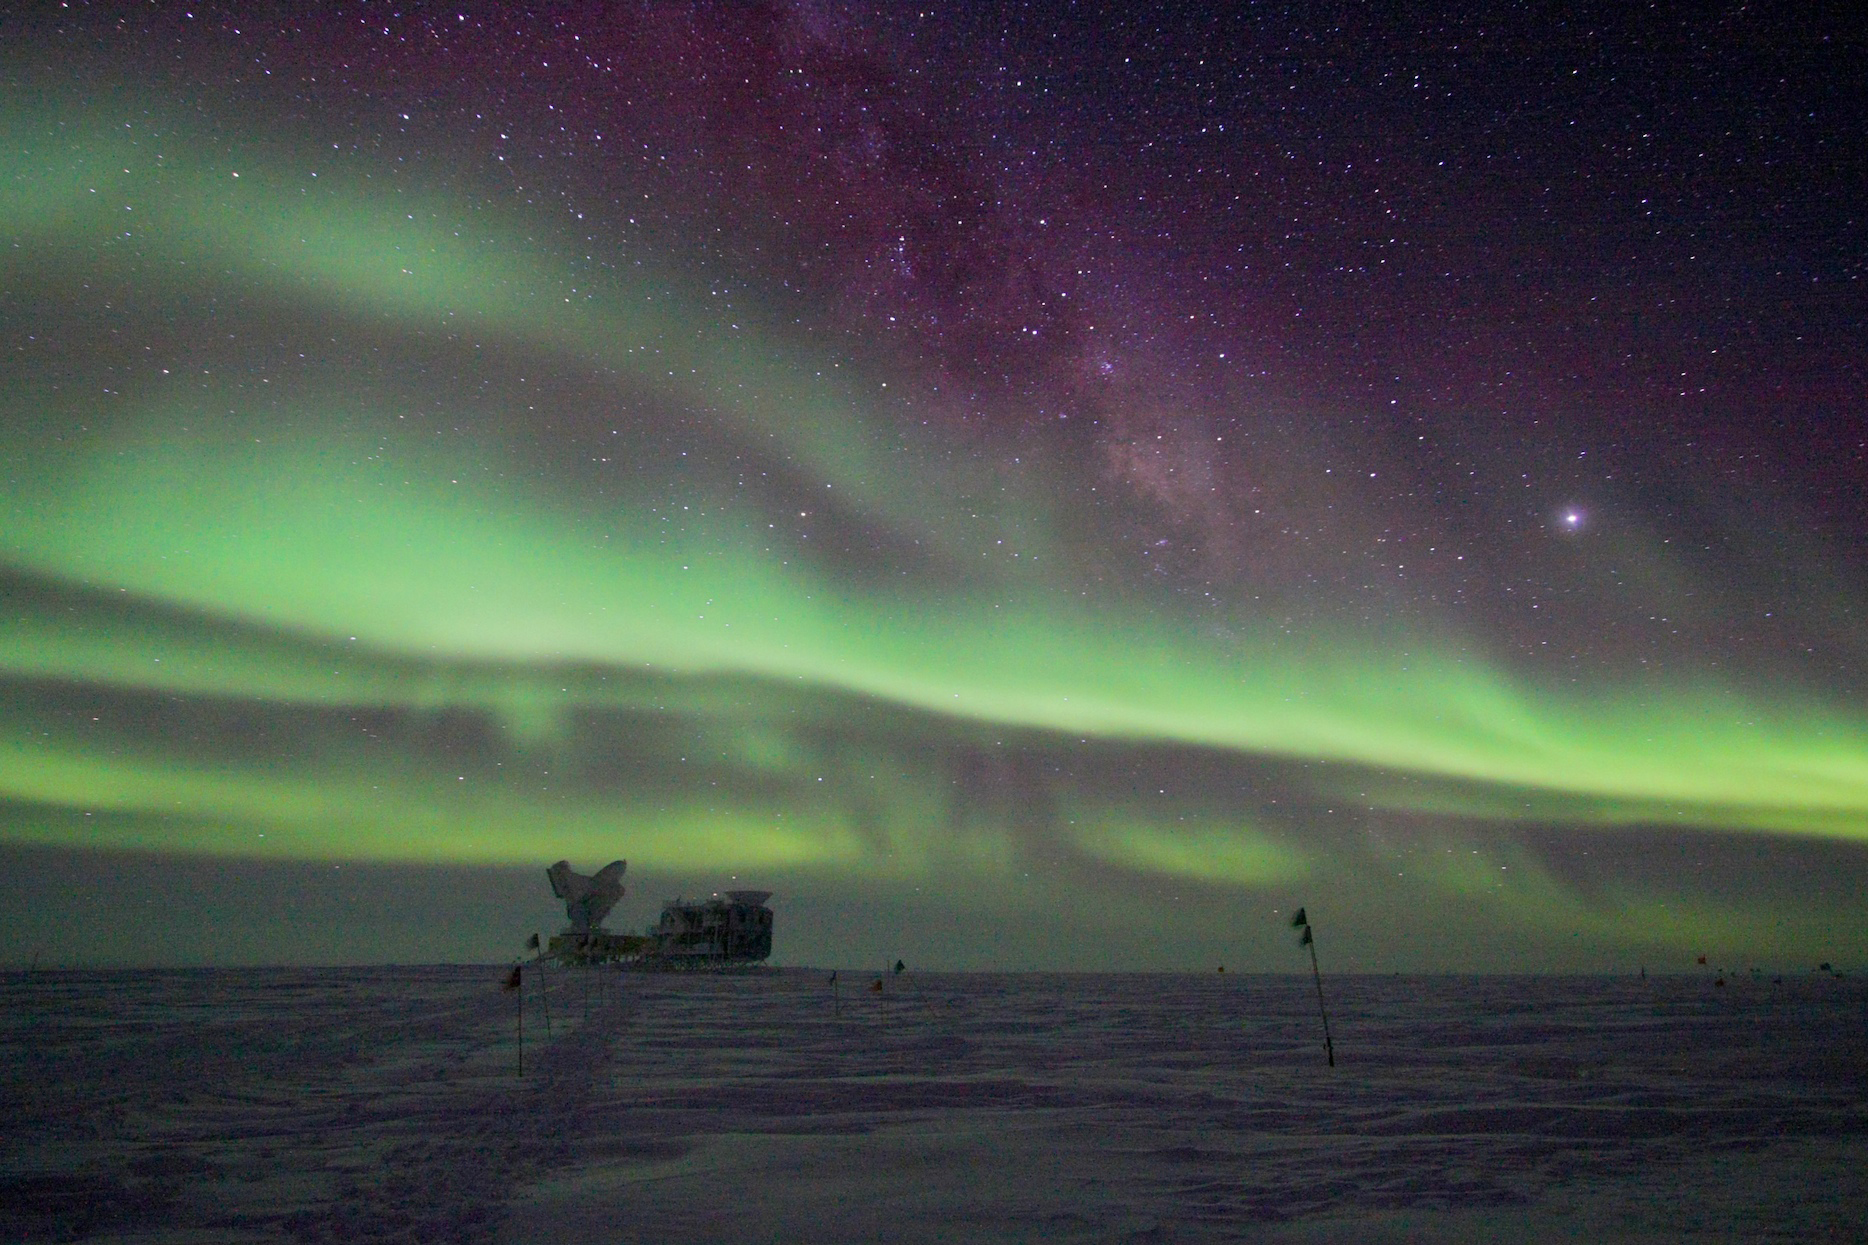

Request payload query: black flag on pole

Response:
[1287,903,1334,1067]
[526,933,541,951]
[502,965,522,991]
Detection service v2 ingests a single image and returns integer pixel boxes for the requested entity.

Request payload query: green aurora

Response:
[3,100,1864,968]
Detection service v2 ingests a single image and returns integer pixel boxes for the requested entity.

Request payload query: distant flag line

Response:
[483,913,1844,1086]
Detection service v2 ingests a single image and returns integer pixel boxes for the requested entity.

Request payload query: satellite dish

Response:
[546,859,627,932]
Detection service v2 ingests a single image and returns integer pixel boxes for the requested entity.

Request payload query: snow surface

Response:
[3,967,1863,1242]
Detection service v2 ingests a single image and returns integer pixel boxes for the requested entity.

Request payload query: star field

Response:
[1,3,1864,969]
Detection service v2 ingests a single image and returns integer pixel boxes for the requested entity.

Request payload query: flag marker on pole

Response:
[502,963,524,1077]
[1289,907,1335,1067]
[528,932,552,1041]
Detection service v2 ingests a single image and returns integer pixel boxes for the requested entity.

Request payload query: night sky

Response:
[3,3,1864,970]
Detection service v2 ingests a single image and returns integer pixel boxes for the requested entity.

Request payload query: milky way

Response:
[2,5,1864,968]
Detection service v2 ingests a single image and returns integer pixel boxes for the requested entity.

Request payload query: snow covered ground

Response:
[3,967,1863,1242]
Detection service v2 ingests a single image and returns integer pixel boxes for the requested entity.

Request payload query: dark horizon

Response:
[4,841,1859,975]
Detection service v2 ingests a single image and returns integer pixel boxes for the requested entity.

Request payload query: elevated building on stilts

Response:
[541,859,772,968]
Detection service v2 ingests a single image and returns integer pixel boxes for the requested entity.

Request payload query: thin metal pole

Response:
[1307,935,1335,1068]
